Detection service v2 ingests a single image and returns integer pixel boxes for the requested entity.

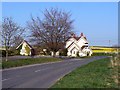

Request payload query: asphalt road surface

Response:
[2,56,108,89]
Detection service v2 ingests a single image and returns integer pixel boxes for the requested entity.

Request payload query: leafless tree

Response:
[12,36,24,48]
[27,8,74,56]
[2,17,25,61]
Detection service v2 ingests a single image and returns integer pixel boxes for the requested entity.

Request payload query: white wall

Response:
[66,38,77,48]
[77,37,88,47]
[66,36,92,57]
[20,42,31,56]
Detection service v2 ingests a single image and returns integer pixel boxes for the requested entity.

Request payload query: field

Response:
[90,46,119,53]
[51,58,118,88]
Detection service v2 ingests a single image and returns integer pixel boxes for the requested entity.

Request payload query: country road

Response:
[2,56,108,89]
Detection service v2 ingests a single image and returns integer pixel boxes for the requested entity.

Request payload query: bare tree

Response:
[27,8,74,56]
[12,36,24,48]
[2,17,25,61]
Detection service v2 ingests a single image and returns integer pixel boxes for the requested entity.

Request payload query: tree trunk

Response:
[51,51,56,57]
[53,52,56,57]
[5,49,8,61]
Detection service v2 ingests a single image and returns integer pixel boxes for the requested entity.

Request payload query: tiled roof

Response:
[16,40,33,49]
[66,33,88,49]
[67,42,74,49]
[67,33,87,42]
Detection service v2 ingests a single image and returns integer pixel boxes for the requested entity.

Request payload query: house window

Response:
[74,51,75,54]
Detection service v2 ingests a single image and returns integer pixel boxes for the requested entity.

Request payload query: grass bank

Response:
[51,58,118,88]
[2,57,61,69]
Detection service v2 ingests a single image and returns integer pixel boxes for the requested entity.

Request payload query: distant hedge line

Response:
[92,52,116,56]
[0,50,19,57]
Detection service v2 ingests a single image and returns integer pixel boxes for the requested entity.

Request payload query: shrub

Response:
[9,49,19,56]
[1,49,20,57]
[110,54,120,88]
[59,49,68,56]
[92,53,114,56]
[1,50,6,57]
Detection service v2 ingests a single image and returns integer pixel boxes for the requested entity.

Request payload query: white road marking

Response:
[35,67,52,72]
[2,78,11,82]
[2,75,21,82]
[64,62,74,65]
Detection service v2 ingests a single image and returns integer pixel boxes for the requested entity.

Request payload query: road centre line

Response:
[34,62,74,73]
[35,67,52,72]
[2,78,11,82]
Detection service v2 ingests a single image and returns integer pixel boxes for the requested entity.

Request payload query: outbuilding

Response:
[16,40,34,56]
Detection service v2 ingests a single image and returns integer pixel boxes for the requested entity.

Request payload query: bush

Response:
[59,49,68,56]
[1,49,20,57]
[9,49,19,56]
[92,53,114,56]
[1,50,6,57]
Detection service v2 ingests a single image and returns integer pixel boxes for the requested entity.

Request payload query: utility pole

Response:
[109,40,111,47]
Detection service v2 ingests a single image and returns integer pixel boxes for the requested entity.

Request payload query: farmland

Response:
[90,46,119,53]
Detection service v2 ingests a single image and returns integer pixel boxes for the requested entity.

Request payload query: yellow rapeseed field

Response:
[90,46,119,53]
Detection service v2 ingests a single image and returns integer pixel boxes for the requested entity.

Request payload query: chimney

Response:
[81,33,83,36]
[71,33,75,37]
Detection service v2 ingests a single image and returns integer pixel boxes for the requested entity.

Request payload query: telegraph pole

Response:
[109,40,111,47]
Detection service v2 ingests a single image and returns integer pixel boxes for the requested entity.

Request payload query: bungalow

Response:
[16,40,34,56]
[66,33,92,57]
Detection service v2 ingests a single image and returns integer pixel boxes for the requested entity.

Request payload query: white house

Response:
[16,40,34,56]
[66,33,92,57]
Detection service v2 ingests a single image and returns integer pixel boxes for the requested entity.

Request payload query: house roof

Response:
[16,40,33,50]
[81,45,88,50]
[66,33,88,49]
[71,46,79,51]
[67,42,80,50]
[67,42,74,49]
[67,33,87,42]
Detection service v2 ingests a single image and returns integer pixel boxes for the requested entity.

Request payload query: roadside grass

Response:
[51,58,118,88]
[2,57,61,69]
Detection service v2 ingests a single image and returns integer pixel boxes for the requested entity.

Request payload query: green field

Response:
[51,58,118,88]
[2,57,61,69]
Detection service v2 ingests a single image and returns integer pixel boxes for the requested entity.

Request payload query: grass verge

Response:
[51,58,118,88]
[2,57,61,69]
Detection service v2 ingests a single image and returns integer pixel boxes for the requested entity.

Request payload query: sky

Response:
[2,2,118,46]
